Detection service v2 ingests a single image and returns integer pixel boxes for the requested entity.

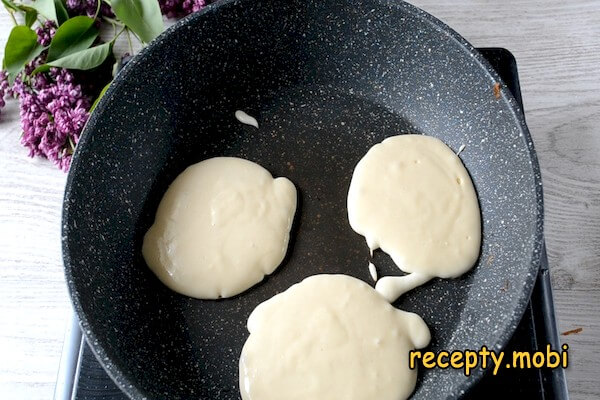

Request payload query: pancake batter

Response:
[143,157,297,299]
[239,274,431,400]
[347,134,481,302]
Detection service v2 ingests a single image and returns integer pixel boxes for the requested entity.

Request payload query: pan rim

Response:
[62,0,544,398]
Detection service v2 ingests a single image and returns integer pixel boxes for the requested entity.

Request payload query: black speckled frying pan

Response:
[62,0,543,398]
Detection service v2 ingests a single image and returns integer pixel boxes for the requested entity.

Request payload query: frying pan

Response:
[62,0,544,398]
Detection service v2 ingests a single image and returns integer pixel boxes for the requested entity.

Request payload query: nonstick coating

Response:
[62,0,543,398]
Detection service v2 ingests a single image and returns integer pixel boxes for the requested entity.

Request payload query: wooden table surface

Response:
[0,1,598,398]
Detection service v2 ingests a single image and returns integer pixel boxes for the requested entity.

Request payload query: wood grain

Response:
[1,1,599,398]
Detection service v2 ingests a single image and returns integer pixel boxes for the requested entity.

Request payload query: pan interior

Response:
[63,0,542,398]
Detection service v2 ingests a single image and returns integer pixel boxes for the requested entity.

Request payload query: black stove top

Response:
[55,48,569,400]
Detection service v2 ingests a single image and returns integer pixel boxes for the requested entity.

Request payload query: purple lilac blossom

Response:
[66,0,113,17]
[5,23,91,171]
[13,69,90,171]
[35,20,57,46]
[0,71,9,116]
[159,0,206,18]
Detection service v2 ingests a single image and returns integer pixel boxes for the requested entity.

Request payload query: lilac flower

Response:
[159,0,206,18]
[2,17,93,171]
[0,71,9,117]
[14,68,90,171]
[36,20,57,46]
[66,0,113,17]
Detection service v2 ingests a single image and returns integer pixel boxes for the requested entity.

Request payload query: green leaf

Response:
[23,7,38,27]
[3,26,43,81]
[31,64,50,74]
[1,0,19,12]
[89,81,112,113]
[31,0,68,24]
[33,41,112,74]
[54,0,69,25]
[31,0,57,23]
[47,16,98,62]
[107,0,163,44]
